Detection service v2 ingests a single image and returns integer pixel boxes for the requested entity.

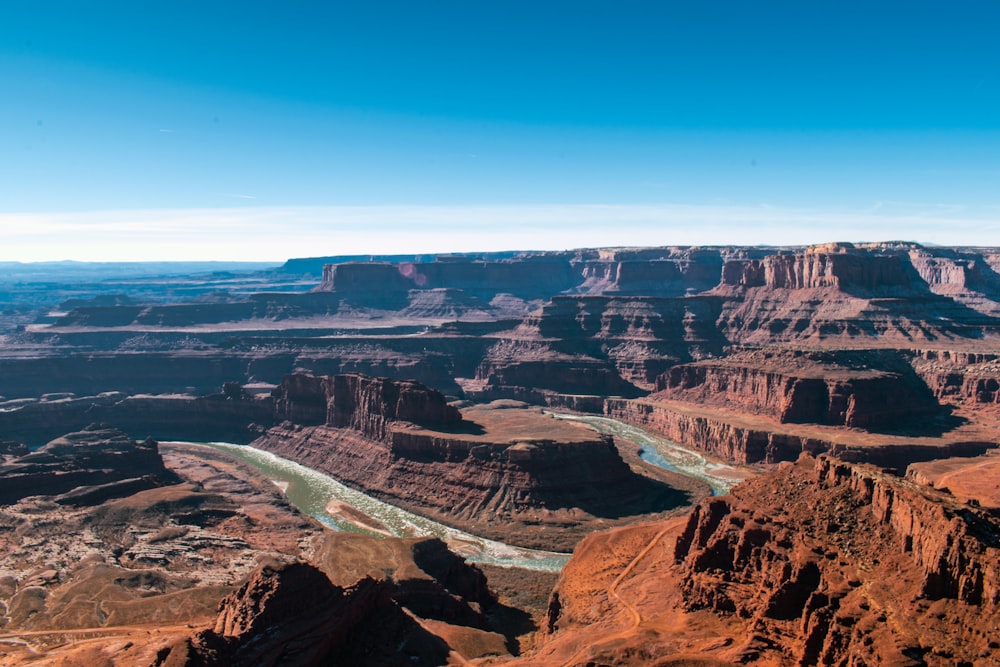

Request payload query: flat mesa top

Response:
[633,396,997,448]
[397,402,602,444]
[908,452,1000,510]
[686,357,893,381]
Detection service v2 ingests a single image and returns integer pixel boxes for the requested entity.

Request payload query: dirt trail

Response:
[400,608,476,667]
[558,517,684,667]
[0,623,196,665]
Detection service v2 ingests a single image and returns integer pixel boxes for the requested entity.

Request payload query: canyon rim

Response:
[0,242,999,665]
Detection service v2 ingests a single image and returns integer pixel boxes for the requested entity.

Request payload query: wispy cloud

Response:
[0,203,997,262]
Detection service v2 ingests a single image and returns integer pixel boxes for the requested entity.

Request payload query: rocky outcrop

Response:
[311,534,510,647]
[607,397,829,463]
[315,256,580,303]
[166,532,522,667]
[536,455,1000,666]
[654,348,940,429]
[711,244,1000,345]
[272,372,461,439]
[475,295,727,396]
[314,247,752,301]
[721,245,912,292]
[911,348,1000,405]
[0,390,276,446]
[671,456,1000,664]
[605,397,992,467]
[0,425,178,505]
[254,420,686,552]
[256,378,690,550]
[575,249,727,296]
[164,563,388,667]
[907,247,1000,316]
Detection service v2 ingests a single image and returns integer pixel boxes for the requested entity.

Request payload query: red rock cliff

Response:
[538,454,1000,665]
[669,455,1000,664]
[256,386,691,551]
[163,562,390,667]
[911,348,1000,405]
[721,249,912,292]
[654,349,940,429]
[272,372,462,440]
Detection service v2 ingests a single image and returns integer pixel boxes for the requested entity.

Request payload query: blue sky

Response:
[1,1,999,260]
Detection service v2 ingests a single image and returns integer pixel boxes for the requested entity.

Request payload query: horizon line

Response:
[1,202,997,263]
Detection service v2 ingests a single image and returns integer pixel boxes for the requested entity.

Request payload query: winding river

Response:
[177,416,745,572]
[548,413,746,495]
[188,441,571,572]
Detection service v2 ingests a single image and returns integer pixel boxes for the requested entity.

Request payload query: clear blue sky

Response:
[2,1,999,260]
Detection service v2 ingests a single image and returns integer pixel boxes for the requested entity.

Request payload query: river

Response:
[185,441,571,572]
[548,413,747,495]
[175,416,744,573]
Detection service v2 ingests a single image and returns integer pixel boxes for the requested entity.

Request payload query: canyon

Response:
[0,241,998,665]
[528,453,1000,666]
[255,373,700,552]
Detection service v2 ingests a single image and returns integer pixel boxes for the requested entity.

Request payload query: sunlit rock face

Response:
[535,454,1000,666]
[272,372,462,438]
[0,424,178,506]
[259,373,695,552]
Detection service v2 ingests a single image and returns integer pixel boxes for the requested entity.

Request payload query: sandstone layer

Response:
[907,449,1000,510]
[255,373,697,551]
[606,395,993,468]
[526,454,1000,666]
[653,348,939,429]
[0,425,179,506]
[6,243,998,408]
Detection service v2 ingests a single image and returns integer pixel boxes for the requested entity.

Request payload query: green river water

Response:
[548,413,745,495]
[191,441,571,572]
[182,416,744,572]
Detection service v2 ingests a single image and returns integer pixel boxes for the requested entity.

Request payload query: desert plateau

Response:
[0,242,997,665]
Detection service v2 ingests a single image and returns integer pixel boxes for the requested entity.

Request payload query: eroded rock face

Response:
[272,372,462,439]
[0,425,178,506]
[654,348,940,429]
[258,376,693,550]
[475,295,727,396]
[911,349,1000,405]
[721,248,912,292]
[605,396,992,468]
[253,419,687,552]
[166,562,389,667]
[606,397,828,463]
[537,455,1000,666]
[908,247,1000,316]
[674,456,1000,663]
[165,533,522,667]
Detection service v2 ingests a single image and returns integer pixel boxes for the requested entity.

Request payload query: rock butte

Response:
[255,373,699,551]
[0,241,998,664]
[529,454,1000,666]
